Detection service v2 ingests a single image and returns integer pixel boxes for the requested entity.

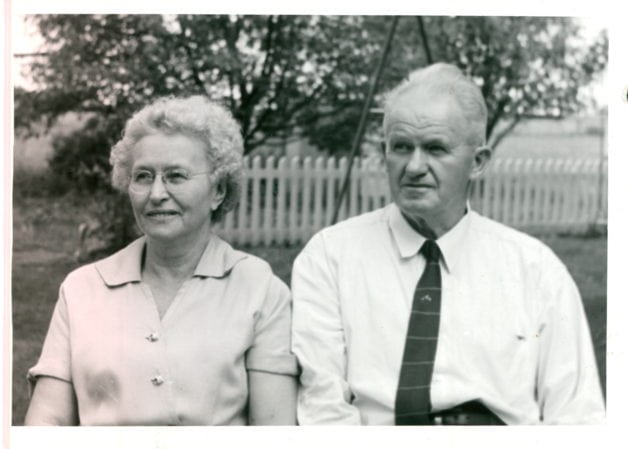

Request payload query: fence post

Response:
[511,159,523,227]
[263,156,275,246]
[301,157,313,242]
[276,157,288,245]
[501,159,513,225]
[237,156,250,245]
[324,157,336,227]
[313,157,325,234]
[337,158,348,223]
[250,156,262,245]
[289,157,300,245]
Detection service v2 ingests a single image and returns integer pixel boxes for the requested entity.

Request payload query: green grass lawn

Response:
[10,196,607,425]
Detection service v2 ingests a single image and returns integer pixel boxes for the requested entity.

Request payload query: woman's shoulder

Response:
[210,237,285,286]
[219,242,274,280]
[207,239,290,310]
[63,237,145,289]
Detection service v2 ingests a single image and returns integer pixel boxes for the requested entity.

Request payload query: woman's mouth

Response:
[145,210,179,218]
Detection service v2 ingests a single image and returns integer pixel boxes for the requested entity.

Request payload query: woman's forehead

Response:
[131,133,210,167]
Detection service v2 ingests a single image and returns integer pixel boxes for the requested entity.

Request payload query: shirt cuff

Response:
[246,350,300,376]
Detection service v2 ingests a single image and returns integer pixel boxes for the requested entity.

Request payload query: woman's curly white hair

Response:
[110,95,244,223]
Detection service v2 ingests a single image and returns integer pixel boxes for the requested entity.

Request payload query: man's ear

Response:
[469,145,492,181]
[211,178,227,211]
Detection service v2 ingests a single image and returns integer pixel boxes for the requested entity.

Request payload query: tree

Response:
[325,16,608,151]
[13,15,606,259]
[15,15,380,153]
[422,17,608,148]
[15,15,607,172]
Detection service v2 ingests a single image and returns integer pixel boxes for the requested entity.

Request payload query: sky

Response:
[11,16,43,89]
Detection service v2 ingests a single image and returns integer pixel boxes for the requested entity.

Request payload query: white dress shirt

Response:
[291,203,604,425]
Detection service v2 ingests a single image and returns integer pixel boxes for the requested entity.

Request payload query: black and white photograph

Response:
[3,0,627,447]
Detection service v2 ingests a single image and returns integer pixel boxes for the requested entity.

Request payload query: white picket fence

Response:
[215,156,608,245]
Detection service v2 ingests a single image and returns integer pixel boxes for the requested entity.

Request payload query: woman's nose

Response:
[148,175,169,200]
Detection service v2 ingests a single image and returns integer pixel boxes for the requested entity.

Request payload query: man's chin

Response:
[396,197,435,218]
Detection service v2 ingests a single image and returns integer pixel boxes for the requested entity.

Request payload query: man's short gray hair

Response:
[110,95,244,223]
[383,63,488,146]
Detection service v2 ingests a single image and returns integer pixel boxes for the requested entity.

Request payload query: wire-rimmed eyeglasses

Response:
[128,168,212,194]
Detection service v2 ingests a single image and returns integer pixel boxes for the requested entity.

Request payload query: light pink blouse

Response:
[28,235,298,425]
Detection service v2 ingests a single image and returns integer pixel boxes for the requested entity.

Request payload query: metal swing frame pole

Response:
[330,16,399,225]
[416,16,433,64]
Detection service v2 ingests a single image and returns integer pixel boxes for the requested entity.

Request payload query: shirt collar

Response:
[387,202,472,273]
[193,234,248,278]
[95,235,247,287]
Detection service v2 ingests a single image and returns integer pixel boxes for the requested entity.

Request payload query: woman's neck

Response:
[143,228,212,280]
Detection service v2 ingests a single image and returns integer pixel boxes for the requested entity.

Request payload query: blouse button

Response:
[146,332,159,342]
[151,375,164,386]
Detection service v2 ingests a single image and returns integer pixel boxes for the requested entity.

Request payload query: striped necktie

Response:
[395,239,442,425]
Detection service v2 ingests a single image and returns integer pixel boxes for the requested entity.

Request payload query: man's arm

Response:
[291,233,362,425]
[535,255,605,424]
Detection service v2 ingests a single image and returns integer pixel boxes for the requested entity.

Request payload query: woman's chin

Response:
[142,222,212,246]
[143,225,183,243]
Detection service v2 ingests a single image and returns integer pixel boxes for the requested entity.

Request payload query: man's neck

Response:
[400,205,467,240]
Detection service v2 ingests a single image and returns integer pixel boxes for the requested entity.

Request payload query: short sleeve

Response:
[245,276,299,376]
[27,284,73,392]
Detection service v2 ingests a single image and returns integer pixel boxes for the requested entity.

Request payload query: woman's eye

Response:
[133,171,154,184]
[165,170,190,184]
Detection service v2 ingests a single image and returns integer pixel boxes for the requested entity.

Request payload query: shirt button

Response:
[146,332,159,342]
[151,375,164,386]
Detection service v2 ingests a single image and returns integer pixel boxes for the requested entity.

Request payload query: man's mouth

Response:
[145,210,179,217]
[402,183,433,189]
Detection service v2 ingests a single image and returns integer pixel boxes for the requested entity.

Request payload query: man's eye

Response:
[132,171,154,184]
[165,170,190,184]
[392,142,413,153]
[426,144,446,153]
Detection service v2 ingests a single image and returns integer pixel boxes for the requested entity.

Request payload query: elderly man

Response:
[291,63,604,425]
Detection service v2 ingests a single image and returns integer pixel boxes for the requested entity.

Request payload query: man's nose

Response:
[405,148,429,174]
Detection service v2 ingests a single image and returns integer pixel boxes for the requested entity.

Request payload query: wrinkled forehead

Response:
[130,132,213,169]
[384,89,473,136]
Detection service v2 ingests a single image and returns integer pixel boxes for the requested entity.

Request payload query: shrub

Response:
[47,115,123,195]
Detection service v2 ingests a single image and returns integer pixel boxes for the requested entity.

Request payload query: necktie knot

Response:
[420,240,440,263]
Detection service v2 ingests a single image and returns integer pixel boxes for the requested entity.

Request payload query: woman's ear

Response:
[211,179,227,211]
[469,145,492,181]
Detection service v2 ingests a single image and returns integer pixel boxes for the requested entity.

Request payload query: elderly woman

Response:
[25,96,298,425]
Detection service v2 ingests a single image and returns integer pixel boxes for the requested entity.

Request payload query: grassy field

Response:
[497,133,604,159]
[10,194,607,425]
